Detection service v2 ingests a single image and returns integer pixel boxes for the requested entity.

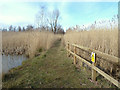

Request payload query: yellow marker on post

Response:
[91,52,95,63]
[91,52,96,81]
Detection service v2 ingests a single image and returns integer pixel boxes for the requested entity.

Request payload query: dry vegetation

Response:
[64,17,118,57]
[64,28,119,78]
[2,30,60,58]
[64,17,119,80]
[64,29,118,57]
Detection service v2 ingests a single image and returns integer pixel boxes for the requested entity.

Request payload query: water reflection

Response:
[2,54,27,74]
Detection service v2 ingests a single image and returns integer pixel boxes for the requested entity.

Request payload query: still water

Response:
[2,54,27,74]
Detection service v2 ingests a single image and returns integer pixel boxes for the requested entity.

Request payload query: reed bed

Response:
[64,18,119,79]
[64,18,118,57]
[2,30,60,58]
[64,29,118,57]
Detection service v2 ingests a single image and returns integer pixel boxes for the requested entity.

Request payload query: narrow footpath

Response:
[3,40,109,88]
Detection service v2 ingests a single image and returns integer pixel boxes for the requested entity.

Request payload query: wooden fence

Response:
[66,41,120,88]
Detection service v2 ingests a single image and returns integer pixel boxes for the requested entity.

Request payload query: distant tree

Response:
[35,5,62,33]
[26,25,34,31]
[53,9,60,33]
[18,26,21,32]
[2,28,7,32]
[9,25,13,31]
[56,25,64,34]
[46,26,50,31]
[23,27,25,31]
[57,24,62,31]
[13,27,16,32]
[48,9,60,33]
[57,29,64,34]
[35,5,48,30]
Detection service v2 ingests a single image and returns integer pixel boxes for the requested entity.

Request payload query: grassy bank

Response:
[2,40,116,88]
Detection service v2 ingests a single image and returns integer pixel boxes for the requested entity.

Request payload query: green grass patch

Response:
[2,40,116,88]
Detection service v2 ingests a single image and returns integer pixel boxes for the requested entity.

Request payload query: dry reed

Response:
[64,18,118,57]
[64,29,118,57]
[2,30,60,58]
[64,18,119,78]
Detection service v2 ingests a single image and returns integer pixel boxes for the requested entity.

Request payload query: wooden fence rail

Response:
[67,42,120,88]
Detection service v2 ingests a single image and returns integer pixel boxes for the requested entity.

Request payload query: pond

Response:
[2,54,27,74]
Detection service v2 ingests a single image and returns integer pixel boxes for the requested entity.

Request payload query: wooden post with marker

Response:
[91,52,97,81]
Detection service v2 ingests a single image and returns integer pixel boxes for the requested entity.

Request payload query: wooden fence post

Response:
[66,44,120,88]
[79,49,83,67]
[74,44,77,64]
[92,53,97,81]
[67,41,70,57]
[92,62,97,81]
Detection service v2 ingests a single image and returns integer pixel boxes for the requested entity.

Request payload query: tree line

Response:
[35,5,64,34]
[2,25,34,32]
[2,5,65,34]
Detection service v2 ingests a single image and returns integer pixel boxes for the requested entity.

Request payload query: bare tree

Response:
[47,12,54,32]
[18,26,21,32]
[35,5,47,30]
[23,27,25,31]
[35,5,61,33]
[47,9,60,33]
[53,9,60,33]
[57,24,64,34]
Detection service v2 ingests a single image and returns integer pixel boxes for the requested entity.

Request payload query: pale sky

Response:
[0,0,118,30]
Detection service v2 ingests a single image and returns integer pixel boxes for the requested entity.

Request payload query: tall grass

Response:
[64,18,118,57]
[64,29,118,57]
[64,18,119,79]
[2,30,60,58]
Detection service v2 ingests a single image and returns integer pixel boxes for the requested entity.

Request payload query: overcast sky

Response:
[0,0,118,30]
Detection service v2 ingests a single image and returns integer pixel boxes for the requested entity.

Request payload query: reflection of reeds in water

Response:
[2,30,60,58]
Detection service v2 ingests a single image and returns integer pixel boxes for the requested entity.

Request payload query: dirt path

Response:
[3,40,106,88]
